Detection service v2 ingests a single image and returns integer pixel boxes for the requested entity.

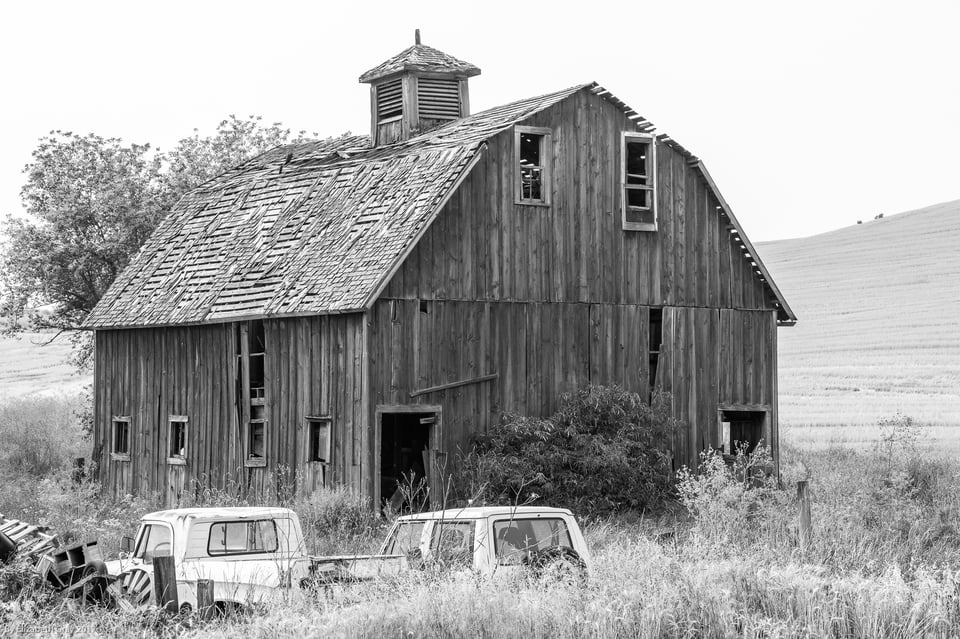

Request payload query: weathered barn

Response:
[85,37,796,507]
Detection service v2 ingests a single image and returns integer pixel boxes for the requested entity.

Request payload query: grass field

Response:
[2,403,959,637]
[758,199,960,428]
[0,331,88,398]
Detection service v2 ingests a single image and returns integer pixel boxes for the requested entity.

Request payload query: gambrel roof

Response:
[85,83,795,329]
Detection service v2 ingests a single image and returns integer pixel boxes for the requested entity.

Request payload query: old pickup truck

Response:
[106,504,590,611]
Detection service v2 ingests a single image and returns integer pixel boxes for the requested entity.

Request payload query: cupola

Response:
[359,30,481,146]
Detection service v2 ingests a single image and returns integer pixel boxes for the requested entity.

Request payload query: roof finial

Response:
[415,28,421,45]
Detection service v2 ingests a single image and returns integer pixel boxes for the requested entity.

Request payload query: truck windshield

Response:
[134,523,173,563]
[384,521,425,556]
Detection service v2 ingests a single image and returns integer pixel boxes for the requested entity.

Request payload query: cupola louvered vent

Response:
[376,79,403,122]
[417,77,461,120]
[361,31,479,146]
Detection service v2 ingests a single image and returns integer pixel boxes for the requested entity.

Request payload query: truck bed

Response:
[307,554,408,583]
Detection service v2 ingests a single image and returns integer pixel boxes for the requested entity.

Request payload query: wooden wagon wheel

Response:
[118,567,154,608]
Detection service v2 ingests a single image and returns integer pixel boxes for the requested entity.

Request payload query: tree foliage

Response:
[1,116,316,368]
[455,385,679,516]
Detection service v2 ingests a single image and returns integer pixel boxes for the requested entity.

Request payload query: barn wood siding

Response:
[656,307,778,469]
[94,314,367,500]
[94,324,238,500]
[382,89,775,312]
[369,299,649,464]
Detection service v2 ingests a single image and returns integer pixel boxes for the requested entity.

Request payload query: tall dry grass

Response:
[2,396,960,637]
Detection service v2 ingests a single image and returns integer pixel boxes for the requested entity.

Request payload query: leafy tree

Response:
[163,115,313,198]
[0,116,316,369]
[455,385,679,516]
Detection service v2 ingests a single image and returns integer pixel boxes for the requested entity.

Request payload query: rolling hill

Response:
[0,331,88,398]
[758,199,960,427]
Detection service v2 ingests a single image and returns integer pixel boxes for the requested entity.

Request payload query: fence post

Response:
[153,553,179,614]
[796,480,812,549]
[197,578,215,620]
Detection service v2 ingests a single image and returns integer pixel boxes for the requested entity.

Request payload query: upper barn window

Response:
[515,126,552,205]
[622,133,657,231]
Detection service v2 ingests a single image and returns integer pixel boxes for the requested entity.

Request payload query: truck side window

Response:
[493,518,573,564]
[134,523,173,563]
[385,521,425,556]
[207,520,278,556]
[429,521,475,568]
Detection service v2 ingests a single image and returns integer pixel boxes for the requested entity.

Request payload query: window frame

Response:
[306,416,332,466]
[133,522,174,563]
[239,320,268,468]
[514,125,552,206]
[246,417,266,467]
[621,132,657,231]
[206,519,279,557]
[111,416,131,462]
[492,517,574,565]
[166,415,188,465]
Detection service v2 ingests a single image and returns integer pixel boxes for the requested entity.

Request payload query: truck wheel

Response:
[81,560,108,604]
[119,567,154,608]
[524,546,587,586]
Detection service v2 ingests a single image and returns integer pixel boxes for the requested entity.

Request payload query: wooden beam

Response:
[409,373,498,398]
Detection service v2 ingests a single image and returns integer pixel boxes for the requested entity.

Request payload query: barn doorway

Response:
[719,410,767,455]
[379,410,437,513]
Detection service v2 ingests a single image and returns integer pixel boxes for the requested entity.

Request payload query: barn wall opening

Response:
[380,411,434,512]
[648,307,662,402]
[719,410,766,454]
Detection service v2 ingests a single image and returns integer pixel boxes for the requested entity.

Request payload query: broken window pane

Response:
[622,134,656,230]
[520,134,541,168]
[626,187,649,209]
[517,130,548,203]
[625,141,648,184]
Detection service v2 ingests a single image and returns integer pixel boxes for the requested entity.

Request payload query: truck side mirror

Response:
[120,536,135,554]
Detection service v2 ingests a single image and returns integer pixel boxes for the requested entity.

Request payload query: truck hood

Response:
[105,557,149,578]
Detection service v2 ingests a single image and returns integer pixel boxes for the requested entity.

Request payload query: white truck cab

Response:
[107,506,310,610]
[379,506,591,578]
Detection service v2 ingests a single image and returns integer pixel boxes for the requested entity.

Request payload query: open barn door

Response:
[378,407,441,514]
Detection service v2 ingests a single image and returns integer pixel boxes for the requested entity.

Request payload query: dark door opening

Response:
[380,412,434,512]
[719,410,766,455]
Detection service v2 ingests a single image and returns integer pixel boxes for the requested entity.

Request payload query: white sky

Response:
[1,0,957,241]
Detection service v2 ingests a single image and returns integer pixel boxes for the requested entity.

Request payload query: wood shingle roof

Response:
[85,81,796,329]
[358,43,481,83]
[84,84,588,329]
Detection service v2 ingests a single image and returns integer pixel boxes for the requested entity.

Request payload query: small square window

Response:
[622,133,657,231]
[167,416,187,464]
[112,417,131,461]
[515,126,552,205]
[307,417,331,464]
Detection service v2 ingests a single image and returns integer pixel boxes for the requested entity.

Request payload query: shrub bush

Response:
[455,386,678,516]
[676,446,791,552]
